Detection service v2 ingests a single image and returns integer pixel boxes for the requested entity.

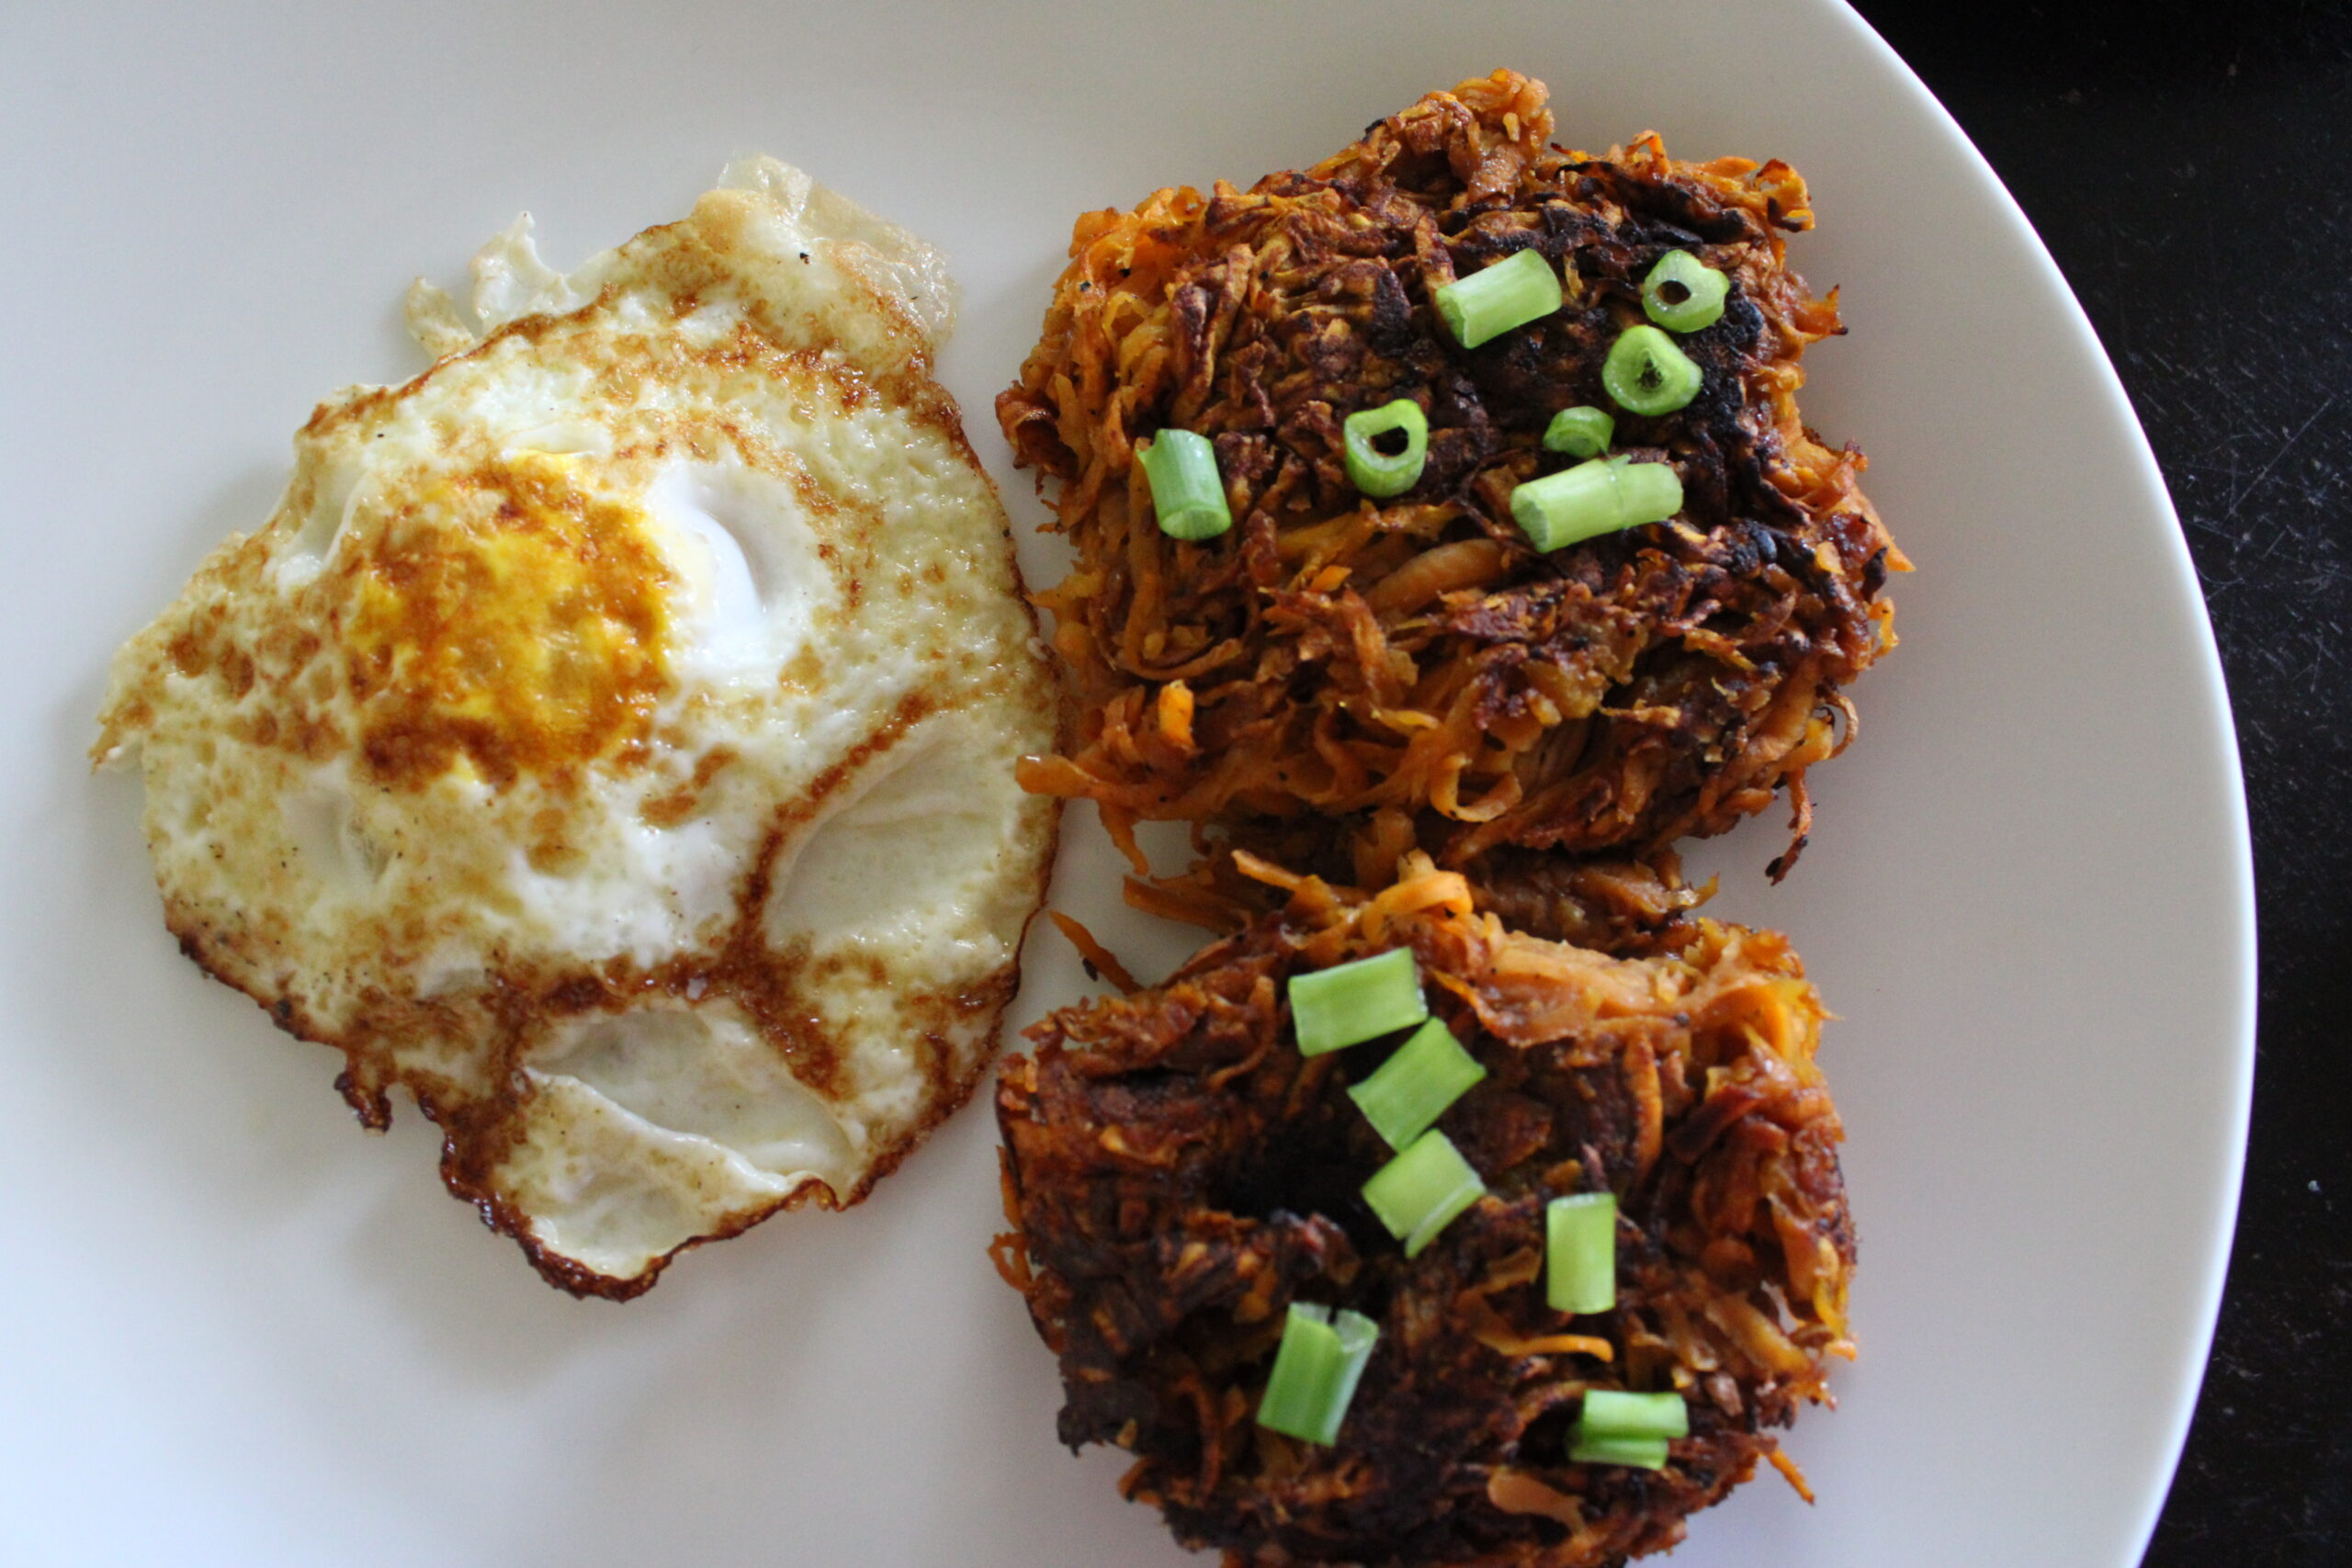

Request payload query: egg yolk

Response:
[345,451,673,789]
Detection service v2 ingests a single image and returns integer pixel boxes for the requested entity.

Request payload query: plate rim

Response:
[0,3,2260,1562]
[1825,3,2259,1556]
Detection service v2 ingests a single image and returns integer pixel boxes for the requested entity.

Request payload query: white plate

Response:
[0,3,2253,1565]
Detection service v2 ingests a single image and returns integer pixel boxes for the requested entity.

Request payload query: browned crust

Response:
[166,672,1057,1300]
[311,203,958,448]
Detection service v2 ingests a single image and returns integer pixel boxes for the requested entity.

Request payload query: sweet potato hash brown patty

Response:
[1000,70,1902,884]
[995,858,1853,1567]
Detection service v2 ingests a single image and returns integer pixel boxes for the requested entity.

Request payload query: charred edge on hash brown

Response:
[995,902,1852,1567]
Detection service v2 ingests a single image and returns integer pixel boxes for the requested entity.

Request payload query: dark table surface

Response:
[1844,4,2351,1562]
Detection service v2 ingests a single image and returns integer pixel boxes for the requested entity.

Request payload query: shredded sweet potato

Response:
[995,856,1853,1567]
[1046,908,1142,994]
[1000,70,1903,889]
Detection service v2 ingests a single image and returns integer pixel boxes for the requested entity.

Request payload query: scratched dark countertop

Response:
[1846,4,2351,1562]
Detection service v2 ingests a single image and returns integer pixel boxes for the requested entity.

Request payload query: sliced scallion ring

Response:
[1601,323,1703,416]
[1433,247,1563,349]
[1347,1017,1487,1150]
[1361,1129,1487,1258]
[1542,405,1613,458]
[1255,1302,1380,1446]
[1137,428,1233,540]
[1289,947,1428,1057]
[1342,399,1430,497]
[1509,455,1683,552]
[1545,1191,1618,1314]
[1640,250,1730,333]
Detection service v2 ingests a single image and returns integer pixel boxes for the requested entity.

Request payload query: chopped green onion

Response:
[1342,399,1430,498]
[1256,1302,1380,1446]
[1600,323,1703,415]
[1545,1191,1618,1314]
[1542,405,1614,458]
[1566,1432,1670,1470]
[1348,1018,1487,1150]
[1361,1130,1487,1258]
[1640,251,1730,333]
[1433,247,1563,349]
[1577,1390,1690,1441]
[1290,947,1428,1057]
[1510,455,1683,552]
[1566,1390,1686,1469]
[1137,428,1233,540]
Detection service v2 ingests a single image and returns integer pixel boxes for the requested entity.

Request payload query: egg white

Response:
[94,158,1060,1296]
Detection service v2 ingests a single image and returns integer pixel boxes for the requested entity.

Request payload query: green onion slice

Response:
[1348,1018,1487,1150]
[1362,1130,1487,1258]
[1433,247,1563,349]
[1290,947,1428,1057]
[1566,1432,1670,1470]
[1640,251,1730,333]
[1577,1390,1690,1441]
[1542,405,1614,458]
[1545,1191,1618,1314]
[1342,399,1430,498]
[1510,455,1683,552]
[1256,1302,1380,1446]
[1137,428,1233,540]
[1600,323,1703,416]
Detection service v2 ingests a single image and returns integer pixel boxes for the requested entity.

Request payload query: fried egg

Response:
[93,157,1060,1298]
